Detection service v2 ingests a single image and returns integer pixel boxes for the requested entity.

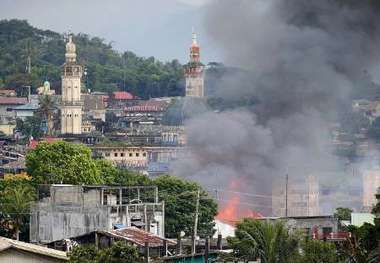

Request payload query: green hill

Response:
[0,19,184,99]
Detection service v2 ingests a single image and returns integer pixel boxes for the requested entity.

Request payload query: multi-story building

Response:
[272,175,320,217]
[363,169,380,210]
[30,185,165,244]
[60,35,82,135]
[184,31,204,98]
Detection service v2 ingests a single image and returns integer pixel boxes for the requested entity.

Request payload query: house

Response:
[82,93,106,122]
[92,145,182,172]
[259,215,349,241]
[30,185,165,244]
[121,99,169,127]
[350,213,375,227]
[109,91,139,108]
[0,97,28,121]
[10,103,39,120]
[0,237,68,262]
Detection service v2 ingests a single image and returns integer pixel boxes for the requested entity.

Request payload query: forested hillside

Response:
[0,19,184,98]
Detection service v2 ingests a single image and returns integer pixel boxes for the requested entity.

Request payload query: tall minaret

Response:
[60,35,82,134]
[185,31,205,97]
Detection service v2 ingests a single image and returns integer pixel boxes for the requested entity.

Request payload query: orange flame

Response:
[216,180,263,222]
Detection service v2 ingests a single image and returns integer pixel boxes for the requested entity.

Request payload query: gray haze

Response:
[172,0,380,215]
[0,0,219,62]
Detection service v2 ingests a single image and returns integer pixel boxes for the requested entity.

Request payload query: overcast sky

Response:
[0,0,221,63]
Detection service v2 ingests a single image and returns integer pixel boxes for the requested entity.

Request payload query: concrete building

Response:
[272,175,320,217]
[260,216,343,241]
[0,97,28,123]
[30,185,165,244]
[60,35,82,135]
[0,237,68,262]
[121,99,170,127]
[363,169,380,210]
[81,93,106,122]
[92,145,182,172]
[184,31,204,98]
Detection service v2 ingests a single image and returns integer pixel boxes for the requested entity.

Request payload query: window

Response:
[143,153,147,157]
[114,153,118,157]
[105,153,110,157]
[322,227,332,235]
[129,153,133,157]
[120,153,125,157]
[136,153,139,157]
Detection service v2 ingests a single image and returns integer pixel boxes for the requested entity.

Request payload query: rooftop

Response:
[98,227,176,247]
[113,91,136,100]
[0,97,28,105]
[124,100,168,112]
[0,237,68,261]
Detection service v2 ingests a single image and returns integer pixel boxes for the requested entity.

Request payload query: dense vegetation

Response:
[69,242,143,263]
[0,19,184,99]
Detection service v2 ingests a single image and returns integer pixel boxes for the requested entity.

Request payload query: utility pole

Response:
[192,189,200,255]
[285,173,289,217]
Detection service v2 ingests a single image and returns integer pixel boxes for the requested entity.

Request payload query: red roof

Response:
[124,100,168,112]
[113,91,135,100]
[99,227,176,247]
[29,137,60,149]
[0,97,27,105]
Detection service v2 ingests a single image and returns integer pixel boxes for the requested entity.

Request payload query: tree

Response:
[69,242,142,263]
[96,241,142,263]
[228,218,298,263]
[297,239,340,263]
[26,141,102,185]
[95,159,118,185]
[153,175,217,238]
[16,115,43,139]
[37,94,57,136]
[69,245,97,263]
[334,207,353,221]
[113,169,152,186]
[0,19,184,99]
[0,178,36,240]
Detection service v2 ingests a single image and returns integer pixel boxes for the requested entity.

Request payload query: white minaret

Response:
[60,35,82,134]
[185,31,205,97]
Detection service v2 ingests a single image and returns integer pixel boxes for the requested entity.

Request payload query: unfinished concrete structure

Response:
[272,175,320,217]
[30,185,164,244]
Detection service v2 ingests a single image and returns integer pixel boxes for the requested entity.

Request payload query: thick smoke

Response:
[172,0,380,215]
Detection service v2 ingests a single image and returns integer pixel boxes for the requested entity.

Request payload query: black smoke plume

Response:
[172,0,380,215]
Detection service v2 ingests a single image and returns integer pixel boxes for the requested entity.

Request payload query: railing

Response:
[313,232,351,240]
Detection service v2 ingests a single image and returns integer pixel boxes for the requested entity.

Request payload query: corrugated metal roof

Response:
[99,227,176,247]
[0,237,68,260]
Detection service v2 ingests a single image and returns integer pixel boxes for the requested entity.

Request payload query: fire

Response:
[217,195,240,222]
[216,182,263,222]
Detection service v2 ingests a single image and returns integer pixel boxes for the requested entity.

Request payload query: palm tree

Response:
[38,94,57,136]
[229,218,298,263]
[0,183,36,240]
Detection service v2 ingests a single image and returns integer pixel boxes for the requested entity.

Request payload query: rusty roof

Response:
[0,97,27,105]
[98,227,176,247]
[0,237,68,260]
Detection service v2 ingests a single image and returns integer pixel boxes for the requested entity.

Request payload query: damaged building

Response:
[30,185,165,244]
